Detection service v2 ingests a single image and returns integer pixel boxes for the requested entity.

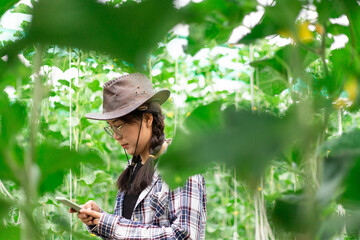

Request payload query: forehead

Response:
[107,118,123,125]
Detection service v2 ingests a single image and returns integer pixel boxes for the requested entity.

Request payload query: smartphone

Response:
[55,197,83,212]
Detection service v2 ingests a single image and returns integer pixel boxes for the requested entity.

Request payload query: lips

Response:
[121,144,128,148]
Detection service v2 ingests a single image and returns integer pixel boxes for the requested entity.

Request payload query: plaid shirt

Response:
[87,171,207,239]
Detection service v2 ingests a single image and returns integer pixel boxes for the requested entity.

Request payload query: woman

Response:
[70,73,207,239]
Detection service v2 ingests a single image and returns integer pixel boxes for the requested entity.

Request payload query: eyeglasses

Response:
[104,122,126,138]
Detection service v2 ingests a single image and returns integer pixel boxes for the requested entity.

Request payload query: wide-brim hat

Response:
[85,73,170,120]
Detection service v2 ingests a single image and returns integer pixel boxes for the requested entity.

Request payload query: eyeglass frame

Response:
[104,122,127,138]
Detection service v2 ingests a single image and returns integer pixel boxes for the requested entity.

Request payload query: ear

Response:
[143,113,153,127]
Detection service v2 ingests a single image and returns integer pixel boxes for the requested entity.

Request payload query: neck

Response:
[139,141,168,165]
[140,149,150,165]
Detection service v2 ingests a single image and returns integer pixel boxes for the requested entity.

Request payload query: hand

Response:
[69,200,102,226]
[79,208,102,225]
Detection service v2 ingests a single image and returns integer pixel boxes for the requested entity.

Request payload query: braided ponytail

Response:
[116,101,165,194]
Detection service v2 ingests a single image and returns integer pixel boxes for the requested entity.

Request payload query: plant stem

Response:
[22,44,43,240]
[70,169,73,240]
[148,52,152,82]
[320,28,329,78]
[338,108,343,136]
[250,44,255,110]
[233,169,239,240]
[68,47,73,240]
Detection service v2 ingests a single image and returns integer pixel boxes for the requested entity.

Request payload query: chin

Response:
[126,148,134,156]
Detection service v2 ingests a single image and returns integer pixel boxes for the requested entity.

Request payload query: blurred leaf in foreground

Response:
[159,101,309,188]
[322,129,360,206]
[0,225,20,240]
[322,128,360,157]
[273,192,316,234]
[2,0,180,67]
[239,0,303,44]
[0,0,20,17]
[182,0,257,55]
[0,198,11,220]
[36,144,105,194]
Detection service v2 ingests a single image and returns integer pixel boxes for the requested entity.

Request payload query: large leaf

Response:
[321,128,360,205]
[315,0,359,25]
[0,225,20,240]
[0,92,27,145]
[0,198,12,220]
[273,192,316,233]
[159,101,308,188]
[2,0,180,67]
[0,0,20,17]
[322,128,360,157]
[250,45,319,96]
[36,144,105,194]
[0,57,32,92]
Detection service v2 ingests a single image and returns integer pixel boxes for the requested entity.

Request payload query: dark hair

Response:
[116,101,165,194]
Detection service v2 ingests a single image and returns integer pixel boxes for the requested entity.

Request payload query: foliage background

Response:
[0,0,360,239]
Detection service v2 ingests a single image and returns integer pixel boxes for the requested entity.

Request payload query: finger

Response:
[69,208,78,213]
[93,219,99,225]
[80,209,101,219]
[85,220,94,226]
[77,212,90,219]
[83,216,93,222]
[83,201,93,209]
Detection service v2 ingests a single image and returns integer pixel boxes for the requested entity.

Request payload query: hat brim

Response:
[85,89,170,121]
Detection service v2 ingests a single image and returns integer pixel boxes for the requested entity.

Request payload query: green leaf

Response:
[54,102,69,111]
[0,0,20,18]
[40,119,65,142]
[0,225,20,240]
[0,93,27,144]
[159,101,304,188]
[78,170,112,186]
[251,45,319,95]
[239,0,303,44]
[0,198,12,220]
[0,57,32,91]
[315,0,357,25]
[87,80,102,92]
[3,0,180,67]
[80,117,91,130]
[36,144,105,194]
[0,143,25,184]
[273,192,316,233]
[321,128,360,157]
[252,65,288,95]
[320,129,360,205]
[11,3,32,14]
[57,79,70,87]
[182,0,257,55]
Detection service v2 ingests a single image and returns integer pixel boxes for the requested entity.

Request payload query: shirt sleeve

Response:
[95,174,207,240]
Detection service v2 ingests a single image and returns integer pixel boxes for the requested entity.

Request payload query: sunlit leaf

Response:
[11,3,32,14]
